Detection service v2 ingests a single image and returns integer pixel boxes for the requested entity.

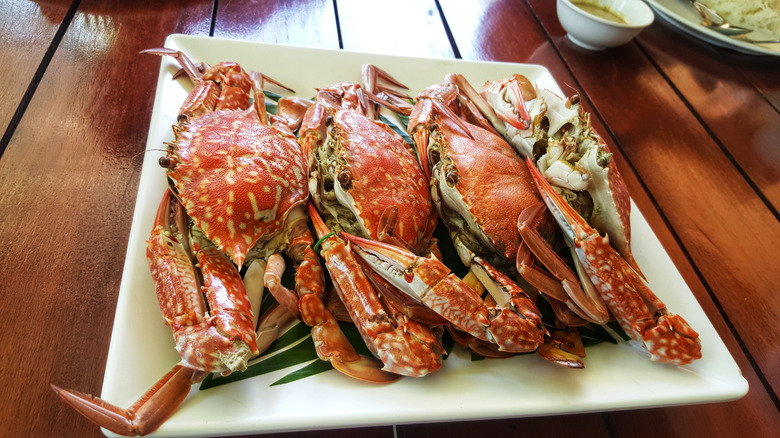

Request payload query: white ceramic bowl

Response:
[557,0,655,50]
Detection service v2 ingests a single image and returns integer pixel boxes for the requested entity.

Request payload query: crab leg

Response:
[146,190,259,373]
[51,366,207,437]
[260,206,328,318]
[525,157,701,365]
[360,64,412,120]
[516,202,611,325]
[339,231,545,353]
[52,190,261,435]
[308,204,442,378]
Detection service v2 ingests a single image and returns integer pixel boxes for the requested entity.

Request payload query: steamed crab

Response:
[449,74,701,365]
[454,74,638,272]
[51,50,332,436]
[300,65,444,378]
[405,79,579,363]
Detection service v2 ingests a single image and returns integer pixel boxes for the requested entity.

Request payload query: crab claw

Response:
[308,204,441,378]
[52,365,207,436]
[492,76,532,130]
[451,73,532,134]
[525,157,702,365]
[516,202,610,325]
[340,232,545,353]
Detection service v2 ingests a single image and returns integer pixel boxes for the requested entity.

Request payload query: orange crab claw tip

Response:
[331,356,402,383]
[536,344,585,369]
[51,384,137,436]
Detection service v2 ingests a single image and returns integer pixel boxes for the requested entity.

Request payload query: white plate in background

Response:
[646,0,780,56]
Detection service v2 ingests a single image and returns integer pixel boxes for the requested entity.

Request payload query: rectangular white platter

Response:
[101,33,748,437]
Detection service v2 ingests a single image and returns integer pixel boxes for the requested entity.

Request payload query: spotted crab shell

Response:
[342,110,436,253]
[169,110,308,268]
[307,106,438,255]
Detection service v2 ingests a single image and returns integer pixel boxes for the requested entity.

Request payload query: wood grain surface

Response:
[1,1,778,437]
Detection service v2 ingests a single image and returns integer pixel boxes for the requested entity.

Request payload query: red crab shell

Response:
[336,110,437,254]
[445,120,551,261]
[169,110,308,268]
[409,95,554,264]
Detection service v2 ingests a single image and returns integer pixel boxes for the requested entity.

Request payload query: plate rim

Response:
[100,33,748,437]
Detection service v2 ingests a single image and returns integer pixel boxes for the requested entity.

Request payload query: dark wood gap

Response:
[209,0,218,36]
[333,0,344,49]
[434,0,461,59]
[0,0,82,159]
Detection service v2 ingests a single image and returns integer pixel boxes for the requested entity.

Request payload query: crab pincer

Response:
[339,231,546,355]
[308,204,443,378]
[52,190,256,436]
[525,157,702,365]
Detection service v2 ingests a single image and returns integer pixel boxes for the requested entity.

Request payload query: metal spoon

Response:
[688,0,752,35]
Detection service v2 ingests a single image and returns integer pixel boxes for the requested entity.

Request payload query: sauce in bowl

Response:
[571,1,628,24]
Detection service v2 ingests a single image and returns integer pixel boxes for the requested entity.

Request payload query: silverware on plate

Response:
[687,0,752,35]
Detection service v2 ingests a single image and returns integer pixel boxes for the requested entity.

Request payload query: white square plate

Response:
[101,34,747,437]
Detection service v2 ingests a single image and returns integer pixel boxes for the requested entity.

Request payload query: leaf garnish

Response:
[271,360,334,386]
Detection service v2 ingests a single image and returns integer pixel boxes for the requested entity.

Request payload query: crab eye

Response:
[338,169,353,188]
[429,149,441,166]
[158,156,176,169]
[445,165,458,185]
[325,115,333,126]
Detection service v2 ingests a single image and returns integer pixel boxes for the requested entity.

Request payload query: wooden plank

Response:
[336,0,456,58]
[0,1,212,437]
[214,0,340,48]
[0,0,72,142]
[637,21,780,211]
[436,0,550,62]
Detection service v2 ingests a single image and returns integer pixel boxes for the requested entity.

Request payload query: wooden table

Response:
[1,1,778,437]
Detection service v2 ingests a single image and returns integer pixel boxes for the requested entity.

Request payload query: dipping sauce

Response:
[571,1,628,24]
